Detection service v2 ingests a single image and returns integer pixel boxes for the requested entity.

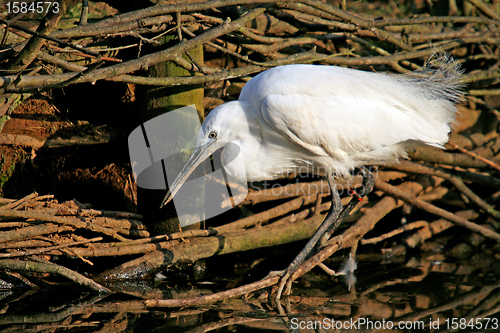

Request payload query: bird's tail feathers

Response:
[407,50,464,105]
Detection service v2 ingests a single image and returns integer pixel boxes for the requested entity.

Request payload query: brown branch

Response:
[0,223,74,244]
[0,210,128,241]
[0,134,45,148]
[151,179,425,304]
[47,45,122,62]
[69,206,320,259]
[108,180,425,294]
[233,177,361,207]
[4,7,267,91]
[368,27,414,51]
[78,209,142,220]
[462,69,500,84]
[243,36,318,55]
[361,221,429,245]
[301,0,500,27]
[6,0,67,72]
[278,7,355,30]
[0,192,38,210]
[416,186,449,202]
[467,0,500,20]
[145,275,279,307]
[374,179,500,242]
[217,195,319,231]
[3,18,102,62]
[182,26,267,66]
[79,0,89,26]
[3,35,498,90]
[390,160,500,220]
[407,145,496,168]
[0,237,102,258]
[36,51,87,72]
[0,198,15,205]
[10,60,105,93]
[109,50,322,86]
[52,14,175,39]
[448,142,500,172]
[404,209,479,248]
[0,259,110,293]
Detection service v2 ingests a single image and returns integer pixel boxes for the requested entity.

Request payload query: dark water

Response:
[1,242,500,333]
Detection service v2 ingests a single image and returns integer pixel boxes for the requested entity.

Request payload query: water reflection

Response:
[1,249,499,332]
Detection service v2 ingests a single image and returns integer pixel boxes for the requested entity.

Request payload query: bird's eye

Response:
[208,131,217,139]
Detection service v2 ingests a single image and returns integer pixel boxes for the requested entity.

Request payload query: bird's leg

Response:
[318,166,375,248]
[272,167,375,301]
[274,172,343,300]
[311,167,373,290]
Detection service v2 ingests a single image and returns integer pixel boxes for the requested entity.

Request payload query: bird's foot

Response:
[265,269,294,302]
[270,270,295,301]
[348,188,363,201]
[276,270,293,301]
[265,269,286,278]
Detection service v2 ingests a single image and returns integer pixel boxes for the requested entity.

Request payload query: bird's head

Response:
[159,101,249,208]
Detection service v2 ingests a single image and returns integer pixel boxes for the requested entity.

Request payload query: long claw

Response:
[271,169,374,307]
[275,271,291,301]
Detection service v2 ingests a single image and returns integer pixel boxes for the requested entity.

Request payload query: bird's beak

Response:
[159,141,215,209]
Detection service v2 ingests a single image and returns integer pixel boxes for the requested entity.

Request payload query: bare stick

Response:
[0,223,74,244]
[145,275,279,307]
[375,179,500,242]
[0,259,110,293]
[467,0,500,20]
[448,142,500,172]
[361,221,429,245]
[0,210,128,241]
[403,210,479,248]
[0,192,38,210]
[4,8,267,91]
[390,160,500,220]
[1,18,102,59]
[0,237,102,258]
[6,0,66,72]
[218,195,319,231]
[233,177,361,207]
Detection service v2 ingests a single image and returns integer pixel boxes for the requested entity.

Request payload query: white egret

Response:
[160,56,462,300]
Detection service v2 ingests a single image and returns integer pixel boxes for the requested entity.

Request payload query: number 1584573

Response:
[5,2,60,14]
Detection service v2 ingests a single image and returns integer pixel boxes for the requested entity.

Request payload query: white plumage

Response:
[195,61,461,184]
[160,58,463,300]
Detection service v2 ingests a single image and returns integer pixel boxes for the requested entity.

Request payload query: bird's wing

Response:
[240,64,456,162]
[259,93,451,161]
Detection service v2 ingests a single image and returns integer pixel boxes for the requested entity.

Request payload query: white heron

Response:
[160,55,462,300]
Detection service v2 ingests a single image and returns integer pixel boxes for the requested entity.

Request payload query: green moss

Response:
[0,152,25,197]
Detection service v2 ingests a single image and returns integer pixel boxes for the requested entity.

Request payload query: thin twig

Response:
[0,237,102,258]
[0,210,128,241]
[361,221,429,245]
[145,275,279,307]
[390,160,500,220]
[448,142,500,172]
[1,19,102,58]
[9,60,105,93]
[0,192,38,210]
[375,179,500,242]
[0,259,111,293]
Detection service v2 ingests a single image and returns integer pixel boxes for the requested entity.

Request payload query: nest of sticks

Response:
[0,0,500,311]
[1,152,500,306]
